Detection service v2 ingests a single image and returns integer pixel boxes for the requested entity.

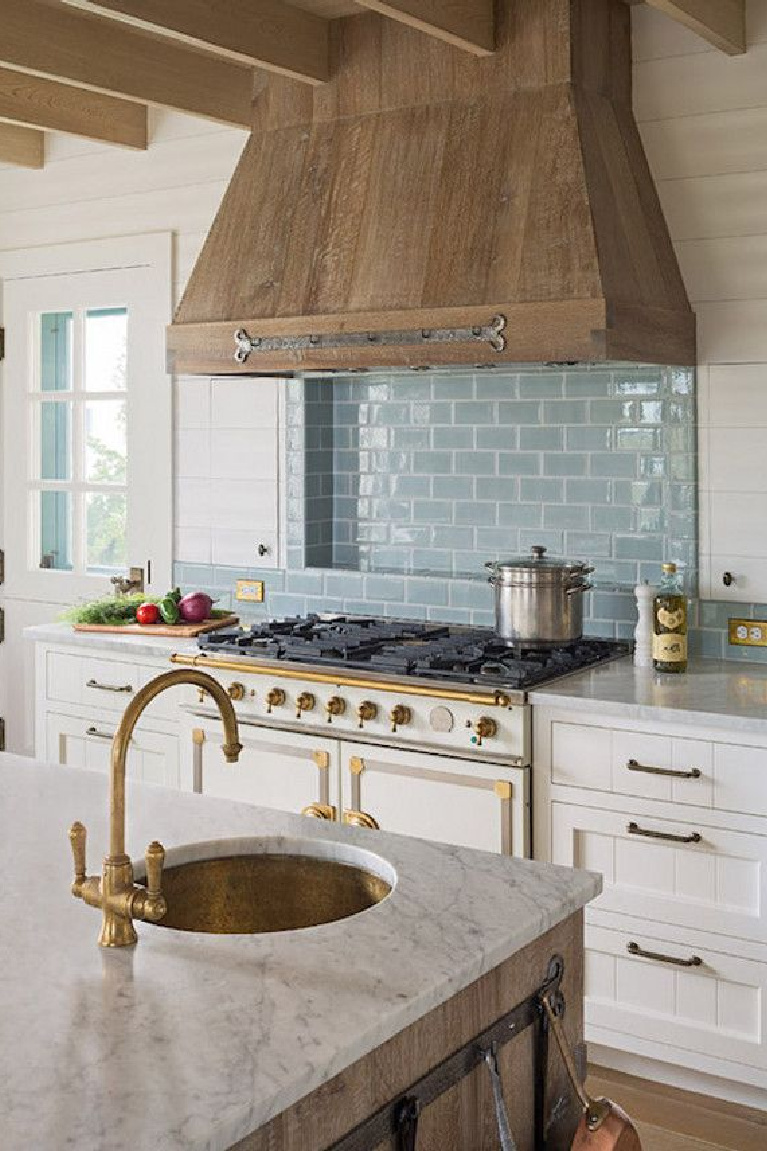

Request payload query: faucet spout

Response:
[69,668,242,948]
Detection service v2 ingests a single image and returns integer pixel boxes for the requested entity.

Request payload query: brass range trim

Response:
[170,653,514,708]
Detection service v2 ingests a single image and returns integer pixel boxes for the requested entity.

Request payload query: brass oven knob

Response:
[389,704,412,733]
[343,810,380,831]
[266,688,286,714]
[301,802,336,821]
[469,716,497,747]
[357,700,378,729]
[325,695,346,723]
[296,692,316,718]
[227,682,246,702]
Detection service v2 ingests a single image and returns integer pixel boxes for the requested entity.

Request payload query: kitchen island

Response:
[0,754,598,1151]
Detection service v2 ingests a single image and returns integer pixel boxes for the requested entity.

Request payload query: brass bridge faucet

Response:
[68,669,242,948]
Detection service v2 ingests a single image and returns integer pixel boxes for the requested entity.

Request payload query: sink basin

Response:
[136,838,395,934]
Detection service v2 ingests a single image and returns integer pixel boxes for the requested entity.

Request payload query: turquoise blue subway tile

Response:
[433,526,475,550]
[542,400,588,424]
[519,529,564,552]
[476,477,519,501]
[456,451,495,474]
[389,428,428,450]
[698,600,733,630]
[669,454,695,481]
[498,401,542,424]
[566,426,613,451]
[564,373,611,398]
[591,505,634,532]
[615,535,665,561]
[391,525,430,545]
[668,400,694,424]
[594,561,639,583]
[520,478,564,502]
[426,607,473,624]
[638,561,664,584]
[617,428,662,451]
[520,427,563,451]
[639,400,664,424]
[614,371,662,396]
[696,629,725,659]
[470,610,496,627]
[615,622,637,641]
[432,476,474,499]
[412,549,453,571]
[268,594,308,616]
[590,399,635,423]
[519,373,563,398]
[498,503,543,528]
[670,368,695,395]
[454,401,495,424]
[565,532,613,558]
[413,451,453,474]
[365,575,406,601]
[344,600,386,616]
[412,402,453,426]
[285,570,325,595]
[591,592,637,622]
[639,456,666,478]
[474,375,518,399]
[583,619,616,638]
[305,596,347,614]
[386,603,428,621]
[413,500,453,523]
[431,375,476,400]
[498,452,541,476]
[433,427,474,450]
[353,523,389,543]
[476,427,518,450]
[324,572,365,598]
[590,453,637,479]
[455,501,497,526]
[175,563,217,587]
[566,478,611,504]
[613,480,663,507]
[638,507,666,533]
[543,453,587,477]
[450,581,492,610]
[476,527,520,552]
[670,483,696,512]
[392,475,431,498]
[389,378,432,400]
[544,505,590,530]
[664,425,696,453]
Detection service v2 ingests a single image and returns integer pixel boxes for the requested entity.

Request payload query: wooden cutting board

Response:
[73,614,239,637]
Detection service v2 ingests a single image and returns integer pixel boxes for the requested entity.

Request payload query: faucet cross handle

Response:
[145,841,165,898]
[69,821,87,886]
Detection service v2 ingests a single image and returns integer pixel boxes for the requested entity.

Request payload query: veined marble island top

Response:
[0,755,599,1151]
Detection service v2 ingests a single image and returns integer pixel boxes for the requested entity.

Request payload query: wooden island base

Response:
[235,911,584,1151]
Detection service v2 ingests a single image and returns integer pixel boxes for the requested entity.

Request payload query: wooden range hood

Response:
[167,0,696,375]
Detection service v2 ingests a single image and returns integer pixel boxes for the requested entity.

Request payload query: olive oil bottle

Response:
[653,563,688,674]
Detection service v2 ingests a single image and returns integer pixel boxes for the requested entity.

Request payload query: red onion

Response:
[178,592,214,623]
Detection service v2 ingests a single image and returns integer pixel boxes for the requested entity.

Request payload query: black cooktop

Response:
[198,615,630,690]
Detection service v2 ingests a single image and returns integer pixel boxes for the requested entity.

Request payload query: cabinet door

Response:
[46,710,179,787]
[341,743,529,857]
[186,717,338,818]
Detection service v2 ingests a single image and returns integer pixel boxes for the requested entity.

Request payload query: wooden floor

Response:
[587,1067,767,1151]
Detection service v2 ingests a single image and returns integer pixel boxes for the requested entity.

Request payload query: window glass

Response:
[40,401,71,481]
[40,312,73,393]
[86,491,127,573]
[85,399,126,484]
[40,491,73,570]
[85,308,127,391]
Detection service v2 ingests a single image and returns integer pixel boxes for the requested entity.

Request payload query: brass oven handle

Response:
[86,678,134,694]
[627,758,701,780]
[85,725,115,741]
[343,810,380,831]
[627,820,701,844]
[628,941,702,968]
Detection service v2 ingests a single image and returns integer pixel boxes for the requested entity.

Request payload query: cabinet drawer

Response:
[47,710,179,788]
[551,722,713,806]
[552,801,767,944]
[585,921,767,1073]
[46,652,139,710]
[714,743,767,817]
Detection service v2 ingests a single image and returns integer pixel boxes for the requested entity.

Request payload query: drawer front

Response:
[585,921,767,1072]
[47,710,179,788]
[46,652,139,711]
[714,743,767,817]
[551,722,713,806]
[552,801,767,943]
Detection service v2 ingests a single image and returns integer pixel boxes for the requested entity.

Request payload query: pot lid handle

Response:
[530,545,547,560]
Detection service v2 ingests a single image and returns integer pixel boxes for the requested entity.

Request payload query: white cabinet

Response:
[534,705,767,1102]
[340,742,529,857]
[47,710,179,788]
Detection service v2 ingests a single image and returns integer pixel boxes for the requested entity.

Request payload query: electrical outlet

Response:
[235,579,264,603]
[729,618,767,647]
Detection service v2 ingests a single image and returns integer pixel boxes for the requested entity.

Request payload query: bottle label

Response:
[657,606,686,631]
[653,633,687,663]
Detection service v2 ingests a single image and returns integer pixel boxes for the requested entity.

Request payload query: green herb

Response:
[62,593,159,627]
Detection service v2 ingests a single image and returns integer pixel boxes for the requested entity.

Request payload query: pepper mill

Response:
[634,581,656,668]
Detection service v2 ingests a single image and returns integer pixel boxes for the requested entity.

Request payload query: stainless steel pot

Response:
[486,546,594,647]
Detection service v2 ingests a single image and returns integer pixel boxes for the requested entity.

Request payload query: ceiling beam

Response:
[64,0,330,85]
[626,0,746,55]
[0,0,254,128]
[0,67,147,149]
[0,122,44,168]
[355,1,494,55]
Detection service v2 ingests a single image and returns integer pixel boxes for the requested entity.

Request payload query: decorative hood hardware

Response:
[168,0,695,375]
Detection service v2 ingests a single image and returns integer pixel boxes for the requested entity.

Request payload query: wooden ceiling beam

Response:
[355,1,494,55]
[0,122,44,168]
[0,0,254,128]
[624,0,746,55]
[0,67,147,149]
[64,0,330,85]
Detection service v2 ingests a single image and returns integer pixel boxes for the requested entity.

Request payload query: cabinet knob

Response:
[722,571,734,587]
[389,704,412,733]
[357,700,378,729]
[257,543,269,557]
[325,696,346,723]
[296,692,315,718]
[265,688,285,714]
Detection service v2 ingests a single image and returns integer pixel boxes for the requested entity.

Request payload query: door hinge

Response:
[0,549,4,585]
[0,718,6,751]
[0,327,5,362]
[0,608,5,645]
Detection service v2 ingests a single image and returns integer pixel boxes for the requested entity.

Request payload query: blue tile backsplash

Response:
[174,365,767,663]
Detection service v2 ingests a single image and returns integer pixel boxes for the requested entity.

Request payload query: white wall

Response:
[632,0,767,602]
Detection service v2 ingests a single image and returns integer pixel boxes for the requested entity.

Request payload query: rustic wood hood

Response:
[167,0,696,374]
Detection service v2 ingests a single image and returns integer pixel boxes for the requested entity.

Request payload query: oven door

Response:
[341,741,530,858]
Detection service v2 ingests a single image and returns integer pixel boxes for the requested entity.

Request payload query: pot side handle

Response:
[566,582,594,596]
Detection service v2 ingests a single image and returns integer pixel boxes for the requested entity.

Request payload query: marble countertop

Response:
[0,755,599,1151]
[531,656,767,734]
[25,621,201,659]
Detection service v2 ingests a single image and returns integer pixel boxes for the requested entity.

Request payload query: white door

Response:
[0,234,172,753]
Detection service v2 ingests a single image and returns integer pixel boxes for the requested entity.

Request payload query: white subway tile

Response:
[176,428,210,479]
[210,428,278,481]
[211,377,279,428]
[174,527,211,565]
[176,477,212,527]
[175,377,210,429]
[210,479,278,530]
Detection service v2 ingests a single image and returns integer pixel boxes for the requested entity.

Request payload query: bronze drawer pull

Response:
[86,678,133,694]
[628,941,702,968]
[627,820,701,844]
[627,758,701,780]
[85,726,115,742]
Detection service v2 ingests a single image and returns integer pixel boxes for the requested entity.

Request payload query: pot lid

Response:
[486,546,593,584]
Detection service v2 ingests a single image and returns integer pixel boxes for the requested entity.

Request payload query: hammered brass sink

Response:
[136,838,395,935]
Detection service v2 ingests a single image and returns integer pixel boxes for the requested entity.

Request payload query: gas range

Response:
[195,614,629,697]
